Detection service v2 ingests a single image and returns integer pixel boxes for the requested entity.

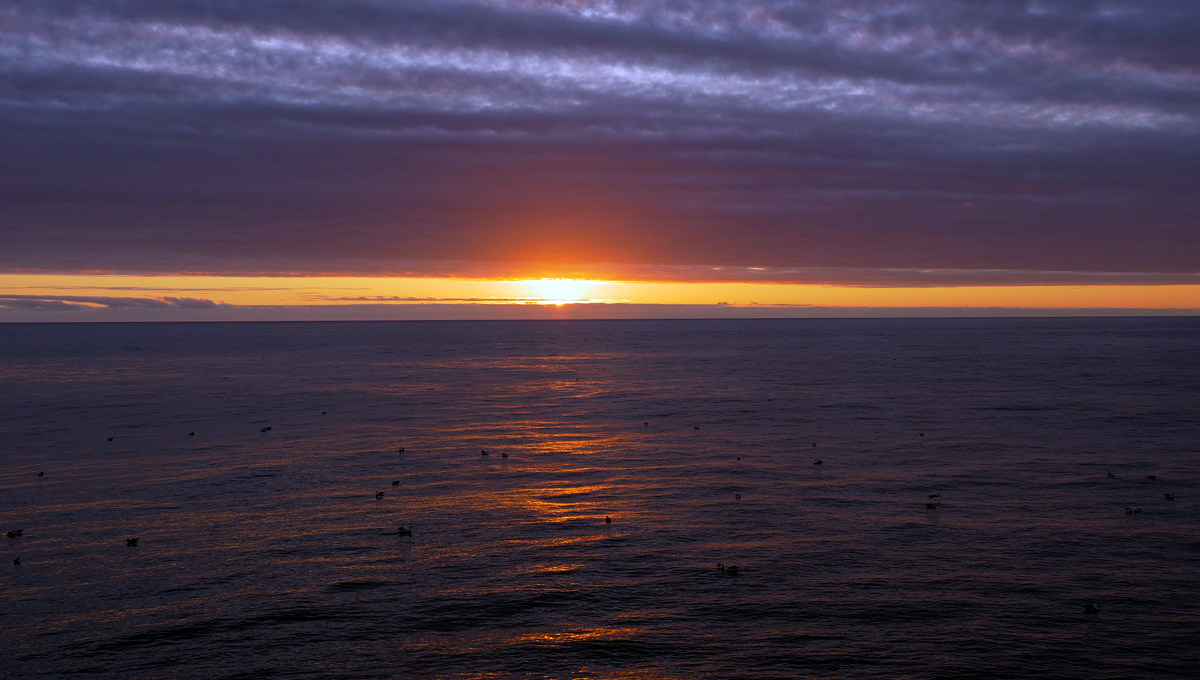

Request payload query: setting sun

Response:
[523,278,610,305]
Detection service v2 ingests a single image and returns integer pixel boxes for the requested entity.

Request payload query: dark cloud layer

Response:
[2,1,1198,283]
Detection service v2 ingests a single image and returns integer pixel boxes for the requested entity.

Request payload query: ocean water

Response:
[1,318,1198,679]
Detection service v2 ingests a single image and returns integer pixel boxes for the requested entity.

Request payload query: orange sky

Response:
[3,274,1200,313]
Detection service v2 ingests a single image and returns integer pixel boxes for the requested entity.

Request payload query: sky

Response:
[2,0,1199,320]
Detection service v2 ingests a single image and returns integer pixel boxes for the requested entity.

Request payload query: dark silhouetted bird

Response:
[605,516,611,524]
[126,538,139,547]
[397,526,412,537]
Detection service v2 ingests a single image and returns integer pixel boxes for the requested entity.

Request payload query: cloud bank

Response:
[2,1,1198,283]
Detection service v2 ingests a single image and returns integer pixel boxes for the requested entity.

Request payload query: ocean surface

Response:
[2,318,1199,679]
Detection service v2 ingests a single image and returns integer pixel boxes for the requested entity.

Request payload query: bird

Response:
[814,459,823,465]
[1084,603,1100,613]
[736,457,741,461]
[605,516,611,524]
[694,426,699,430]
[928,494,941,499]
[735,494,741,500]
[375,491,385,500]
[12,558,18,565]
[6,531,18,539]
[919,433,924,437]
[502,452,508,458]
[926,502,939,509]
[1146,475,1157,480]
[397,526,412,537]
[126,538,139,547]
[481,450,488,456]
[108,437,113,441]
[1165,493,1175,500]
[37,471,44,477]
[812,443,817,447]
[392,480,400,486]
[398,447,405,453]
[1107,473,1115,478]
[322,412,327,415]
[260,427,269,432]
[718,564,739,575]
[644,422,648,427]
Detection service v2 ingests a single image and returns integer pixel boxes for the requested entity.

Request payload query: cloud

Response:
[0,294,226,310]
[1,1,1198,282]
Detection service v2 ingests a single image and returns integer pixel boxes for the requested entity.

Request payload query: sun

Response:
[524,278,602,305]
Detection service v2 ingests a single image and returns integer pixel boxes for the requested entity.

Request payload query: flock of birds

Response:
[9,425,1179,609]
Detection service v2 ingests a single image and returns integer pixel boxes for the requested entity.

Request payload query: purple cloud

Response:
[0,1,1197,282]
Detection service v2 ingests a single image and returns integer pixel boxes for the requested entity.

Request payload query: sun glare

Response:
[525,278,604,305]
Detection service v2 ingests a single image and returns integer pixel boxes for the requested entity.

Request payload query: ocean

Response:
[2,318,1198,679]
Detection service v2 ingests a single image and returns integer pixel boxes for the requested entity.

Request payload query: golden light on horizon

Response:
[2,273,1200,314]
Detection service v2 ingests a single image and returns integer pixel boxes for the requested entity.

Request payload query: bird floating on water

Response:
[1107,473,1115,478]
[392,480,400,486]
[694,426,700,430]
[7,530,23,538]
[1083,603,1100,613]
[1146,475,1157,480]
[605,516,611,524]
[814,459,823,465]
[12,558,18,565]
[928,494,941,499]
[126,538,139,547]
[502,452,508,458]
[37,471,44,477]
[397,526,412,537]
[1164,494,1175,500]
[481,450,488,456]
[108,438,113,441]
[398,447,405,453]
[735,494,741,500]
[717,564,739,575]
[375,491,385,500]
[1125,507,1142,514]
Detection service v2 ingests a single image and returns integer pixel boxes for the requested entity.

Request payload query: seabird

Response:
[481,450,488,456]
[735,494,741,500]
[814,459,823,465]
[108,438,113,441]
[605,516,611,524]
[126,538,139,547]
[919,433,924,437]
[694,426,699,430]
[397,526,412,537]
[928,494,941,499]
[6,531,17,539]
[926,502,939,509]
[260,427,269,432]
[1146,475,1157,480]
[1084,603,1100,613]
[375,491,385,499]
[1165,493,1175,500]
[1107,473,1115,478]
[720,565,739,575]
[322,412,327,415]
[502,452,508,458]
[392,480,400,486]
[12,558,18,565]
[644,422,648,427]
[37,471,44,477]
[398,447,405,453]
[736,457,741,461]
